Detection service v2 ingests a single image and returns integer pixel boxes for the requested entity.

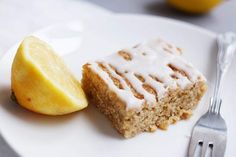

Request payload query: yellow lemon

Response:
[11,36,88,115]
[168,0,223,14]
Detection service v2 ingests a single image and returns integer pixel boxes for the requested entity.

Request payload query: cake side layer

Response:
[82,64,207,138]
[82,64,128,135]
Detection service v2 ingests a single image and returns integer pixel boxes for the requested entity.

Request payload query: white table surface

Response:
[0,0,235,156]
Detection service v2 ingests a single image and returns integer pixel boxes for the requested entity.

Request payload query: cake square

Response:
[82,39,207,138]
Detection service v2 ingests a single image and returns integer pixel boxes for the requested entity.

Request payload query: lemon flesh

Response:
[168,0,222,14]
[11,36,88,115]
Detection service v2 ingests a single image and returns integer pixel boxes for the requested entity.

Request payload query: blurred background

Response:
[0,0,235,55]
[87,0,235,32]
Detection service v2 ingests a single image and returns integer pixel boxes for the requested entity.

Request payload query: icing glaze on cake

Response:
[89,39,206,109]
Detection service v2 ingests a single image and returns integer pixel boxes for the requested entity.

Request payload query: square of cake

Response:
[82,39,207,138]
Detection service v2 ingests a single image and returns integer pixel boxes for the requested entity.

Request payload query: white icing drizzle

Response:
[125,72,156,103]
[89,62,144,106]
[145,74,166,96]
[88,39,206,109]
[104,63,130,91]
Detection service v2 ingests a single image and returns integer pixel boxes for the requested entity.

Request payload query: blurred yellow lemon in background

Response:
[11,36,88,115]
[168,0,223,14]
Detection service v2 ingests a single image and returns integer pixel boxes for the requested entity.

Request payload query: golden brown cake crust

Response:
[82,64,207,138]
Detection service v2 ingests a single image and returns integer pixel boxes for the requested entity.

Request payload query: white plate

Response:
[0,14,235,157]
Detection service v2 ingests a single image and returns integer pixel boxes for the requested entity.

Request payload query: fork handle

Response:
[210,32,236,112]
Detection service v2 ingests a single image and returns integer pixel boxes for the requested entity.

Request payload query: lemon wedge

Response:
[11,36,88,115]
[168,0,222,14]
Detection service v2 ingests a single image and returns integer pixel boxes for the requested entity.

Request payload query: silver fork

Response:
[188,32,236,157]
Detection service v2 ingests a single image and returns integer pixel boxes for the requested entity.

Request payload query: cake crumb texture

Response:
[82,64,206,138]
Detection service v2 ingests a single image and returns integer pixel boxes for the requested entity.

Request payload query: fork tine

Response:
[212,140,227,157]
[200,141,208,157]
[213,149,225,157]
[188,136,199,157]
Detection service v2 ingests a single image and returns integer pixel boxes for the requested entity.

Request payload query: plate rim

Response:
[0,13,217,61]
[114,13,216,37]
